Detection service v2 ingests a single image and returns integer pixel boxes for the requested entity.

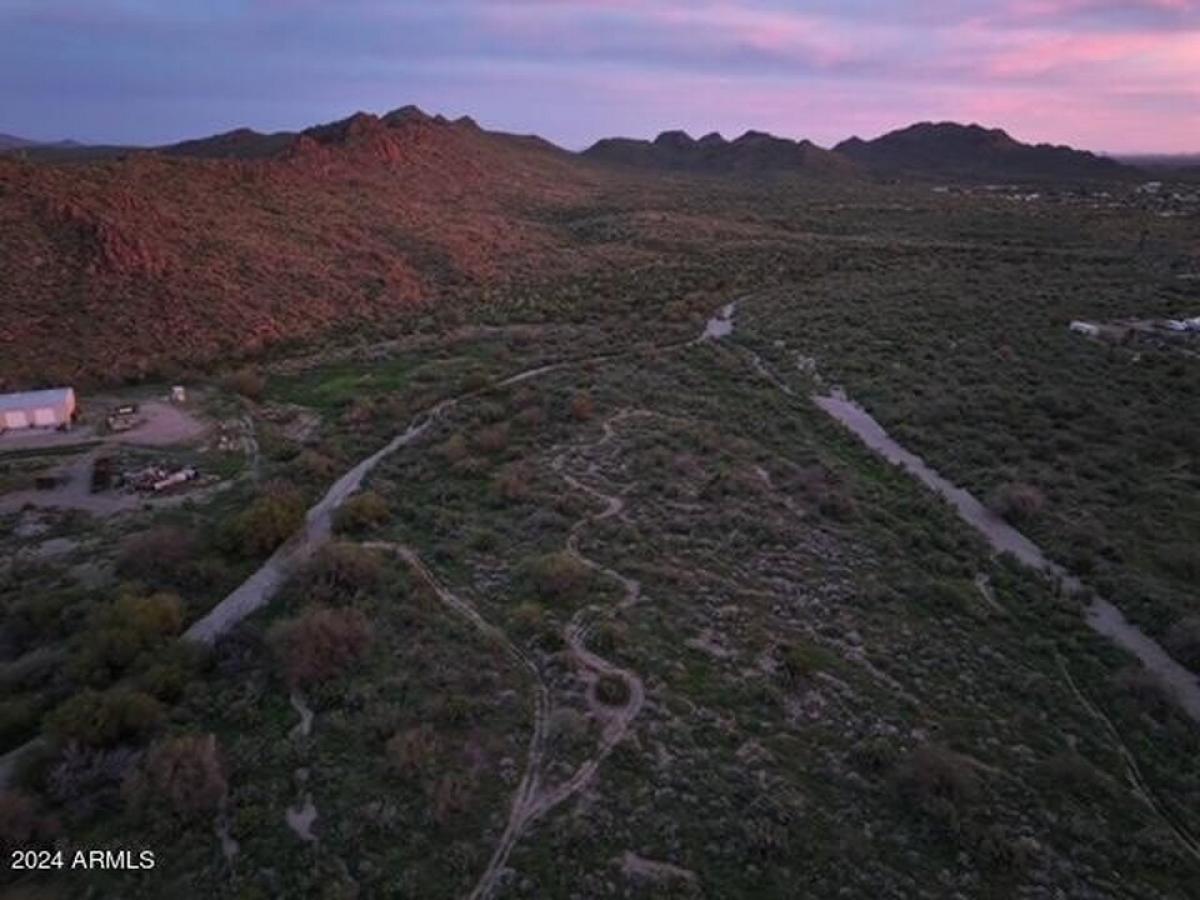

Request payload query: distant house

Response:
[0,387,77,432]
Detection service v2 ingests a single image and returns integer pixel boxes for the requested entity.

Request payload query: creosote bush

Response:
[269,606,373,689]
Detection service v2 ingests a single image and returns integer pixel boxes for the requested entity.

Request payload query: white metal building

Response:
[0,388,77,432]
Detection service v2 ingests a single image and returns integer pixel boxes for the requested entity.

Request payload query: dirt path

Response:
[364,411,652,899]
[1057,656,1200,863]
[364,543,551,900]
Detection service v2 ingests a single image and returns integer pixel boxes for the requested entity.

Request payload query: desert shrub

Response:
[892,744,981,832]
[515,405,546,429]
[1035,751,1113,799]
[1164,616,1200,669]
[136,643,204,701]
[438,433,470,464]
[508,601,544,635]
[297,542,382,605]
[850,737,899,774]
[594,674,631,706]
[569,391,595,422]
[111,591,185,638]
[1111,665,1176,720]
[437,693,473,726]
[0,697,42,750]
[46,743,140,815]
[589,622,623,655]
[776,642,829,687]
[269,606,373,688]
[235,482,306,557]
[224,367,265,401]
[333,491,390,535]
[0,790,59,846]
[116,526,197,586]
[473,423,510,454]
[73,591,185,684]
[547,708,588,749]
[742,816,790,860]
[386,725,440,779]
[45,689,164,748]
[491,463,532,504]
[1155,544,1200,583]
[433,772,473,824]
[986,481,1045,523]
[295,449,338,482]
[523,551,589,602]
[126,734,227,818]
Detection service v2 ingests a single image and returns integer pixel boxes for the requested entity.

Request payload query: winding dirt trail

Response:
[363,409,652,899]
[363,543,551,900]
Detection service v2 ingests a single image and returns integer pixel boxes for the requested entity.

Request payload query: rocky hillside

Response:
[0,109,606,388]
[583,129,854,176]
[835,122,1132,180]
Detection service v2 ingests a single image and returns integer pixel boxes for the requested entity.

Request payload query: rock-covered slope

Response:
[0,108,601,387]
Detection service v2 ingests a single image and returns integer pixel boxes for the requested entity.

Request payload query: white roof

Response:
[0,387,75,413]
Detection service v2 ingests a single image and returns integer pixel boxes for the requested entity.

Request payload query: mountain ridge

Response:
[834,121,1133,180]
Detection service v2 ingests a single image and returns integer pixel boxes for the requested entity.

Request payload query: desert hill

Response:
[835,122,1132,180]
[583,129,854,176]
[0,108,605,388]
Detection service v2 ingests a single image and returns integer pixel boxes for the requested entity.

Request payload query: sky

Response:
[0,0,1197,154]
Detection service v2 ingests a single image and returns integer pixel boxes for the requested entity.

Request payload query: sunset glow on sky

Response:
[2,0,1197,153]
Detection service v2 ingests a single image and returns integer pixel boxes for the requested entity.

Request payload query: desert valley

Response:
[1,103,1199,899]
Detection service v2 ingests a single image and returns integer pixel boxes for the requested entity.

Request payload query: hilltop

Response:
[835,122,1133,180]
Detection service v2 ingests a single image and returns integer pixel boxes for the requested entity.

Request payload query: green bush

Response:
[522,552,589,602]
[45,689,164,748]
[235,482,306,557]
[72,591,186,685]
[333,491,390,535]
